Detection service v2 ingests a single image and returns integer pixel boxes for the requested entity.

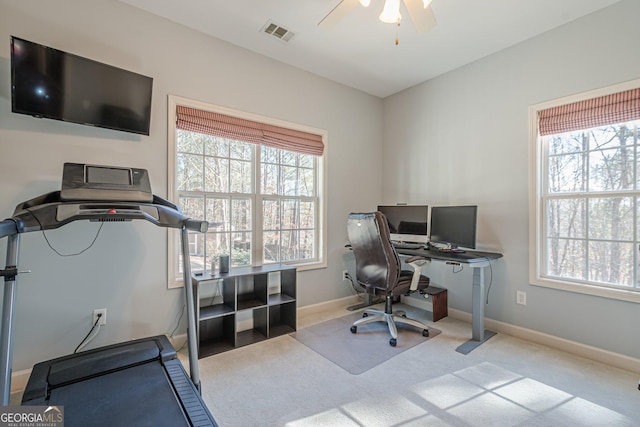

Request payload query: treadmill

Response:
[0,163,217,426]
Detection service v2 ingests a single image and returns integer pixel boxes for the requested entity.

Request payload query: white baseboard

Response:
[404,297,640,374]
[482,314,640,374]
[10,368,31,395]
[168,333,188,350]
[297,295,360,318]
[14,295,636,394]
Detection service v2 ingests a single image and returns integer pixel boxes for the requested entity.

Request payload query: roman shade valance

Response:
[176,105,324,156]
[538,87,640,136]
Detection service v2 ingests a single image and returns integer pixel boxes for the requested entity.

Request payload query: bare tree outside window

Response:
[176,130,319,272]
[261,146,316,265]
[543,120,639,291]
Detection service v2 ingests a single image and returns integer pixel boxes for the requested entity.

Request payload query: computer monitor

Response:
[429,205,478,250]
[377,205,429,244]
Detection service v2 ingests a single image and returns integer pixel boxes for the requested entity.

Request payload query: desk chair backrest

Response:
[347,212,402,293]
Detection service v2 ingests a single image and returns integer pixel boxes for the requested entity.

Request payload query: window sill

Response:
[530,276,640,304]
[168,260,327,288]
[281,260,327,272]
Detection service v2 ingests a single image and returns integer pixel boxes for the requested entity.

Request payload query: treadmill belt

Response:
[22,336,217,427]
[49,361,190,427]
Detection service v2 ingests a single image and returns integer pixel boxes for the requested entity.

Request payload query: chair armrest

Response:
[405,255,430,264]
[405,256,431,291]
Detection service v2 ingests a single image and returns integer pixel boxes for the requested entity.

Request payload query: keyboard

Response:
[392,242,423,250]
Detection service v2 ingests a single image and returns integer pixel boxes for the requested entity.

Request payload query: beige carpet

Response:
[191,302,640,426]
[292,311,440,374]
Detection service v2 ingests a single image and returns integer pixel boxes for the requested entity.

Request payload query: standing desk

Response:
[400,247,502,353]
[349,246,503,354]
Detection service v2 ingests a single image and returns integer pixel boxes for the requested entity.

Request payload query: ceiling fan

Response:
[318,0,437,34]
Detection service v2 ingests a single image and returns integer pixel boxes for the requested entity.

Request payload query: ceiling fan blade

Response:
[403,0,437,33]
[318,0,361,30]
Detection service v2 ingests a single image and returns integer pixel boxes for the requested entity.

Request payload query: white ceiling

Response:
[121,0,621,98]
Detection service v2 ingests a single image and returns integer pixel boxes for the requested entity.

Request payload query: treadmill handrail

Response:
[8,191,208,234]
[0,220,18,240]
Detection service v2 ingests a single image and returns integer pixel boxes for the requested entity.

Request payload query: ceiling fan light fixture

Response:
[359,0,371,7]
[379,0,401,23]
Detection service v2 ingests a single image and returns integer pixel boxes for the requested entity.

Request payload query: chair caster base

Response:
[350,325,357,333]
[422,329,429,337]
[389,338,397,347]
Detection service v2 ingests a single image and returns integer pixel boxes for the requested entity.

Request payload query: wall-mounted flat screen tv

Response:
[10,36,153,135]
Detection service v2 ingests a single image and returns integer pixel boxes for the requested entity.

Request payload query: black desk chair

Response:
[347,212,431,347]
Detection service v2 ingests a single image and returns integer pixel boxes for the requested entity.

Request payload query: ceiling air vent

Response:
[261,20,295,43]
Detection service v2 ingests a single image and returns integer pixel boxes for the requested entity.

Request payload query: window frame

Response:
[167,95,328,288]
[529,79,640,303]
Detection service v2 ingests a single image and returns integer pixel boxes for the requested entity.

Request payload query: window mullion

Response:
[635,125,639,289]
[541,135,550,277]
[278,152,283,263]
[201,147,206,192]
[254,144,263,266]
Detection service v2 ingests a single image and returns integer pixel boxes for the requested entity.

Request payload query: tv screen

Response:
[429,205,478,250]
[377,205,429,244]
[10,36,153,135]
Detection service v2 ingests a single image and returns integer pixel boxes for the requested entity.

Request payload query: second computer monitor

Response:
[429,205,478,250]
[377,205,429,244]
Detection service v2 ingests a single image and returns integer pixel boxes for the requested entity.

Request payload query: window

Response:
[529,81,640,302]
[167,96,327,287]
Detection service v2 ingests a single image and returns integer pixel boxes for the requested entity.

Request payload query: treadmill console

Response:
[60,163,153,203]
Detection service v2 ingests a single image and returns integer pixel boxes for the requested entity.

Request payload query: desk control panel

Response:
[391,242,423,250]
[397,247,503,264]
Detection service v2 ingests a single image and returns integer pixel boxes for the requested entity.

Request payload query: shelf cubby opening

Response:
[268,302,296,338]
[237,274,268,310]
[198,314,236,358]
[236,307,268,347]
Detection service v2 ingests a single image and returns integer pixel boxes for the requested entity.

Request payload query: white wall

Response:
[0,0,382,370]
[4,0,636,374]
[383,0,640,360]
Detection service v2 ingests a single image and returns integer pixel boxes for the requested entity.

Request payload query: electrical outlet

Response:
[516,291,527,306]
[342,270,349,281]
[93,308,107,326]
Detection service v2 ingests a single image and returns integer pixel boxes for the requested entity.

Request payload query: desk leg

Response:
[472,268,485,341]
[456,266,496,354]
